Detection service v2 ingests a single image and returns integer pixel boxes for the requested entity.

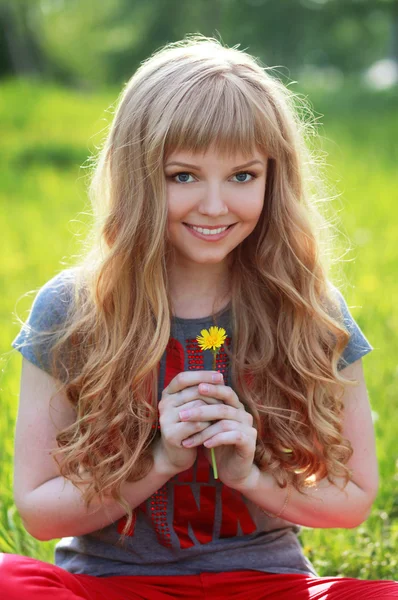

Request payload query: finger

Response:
[179,403,242,424]
[159,395,222,427]
[174,420,212,445]
[159,398,207,426]
[172,385,224,409]
[197,383,253,426]
[181,419,243,447]
[197,382,243,410]
[158,392,221,423]
[178,404,248,425]
[165,370,224,395]
[176,399,210,412]
[204,431,256,456]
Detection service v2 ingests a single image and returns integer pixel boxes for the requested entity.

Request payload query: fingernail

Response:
[201,384,209,393]
[179,410,191,420]
[212,373,223,382]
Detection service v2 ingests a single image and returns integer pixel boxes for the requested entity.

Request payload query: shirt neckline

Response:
[171,301,231,324]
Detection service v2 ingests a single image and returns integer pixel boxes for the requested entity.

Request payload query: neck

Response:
[168,259,231,318]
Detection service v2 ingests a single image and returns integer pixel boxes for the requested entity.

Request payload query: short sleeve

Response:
[330,287,373,371]
[11,269,76,375]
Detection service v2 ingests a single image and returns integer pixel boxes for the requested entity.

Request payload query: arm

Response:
[235,358,379,528]
[13,358,176,542]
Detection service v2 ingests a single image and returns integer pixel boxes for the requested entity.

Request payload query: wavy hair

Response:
[24,35,356,536]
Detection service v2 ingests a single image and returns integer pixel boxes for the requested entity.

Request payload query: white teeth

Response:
[190,225,228,235]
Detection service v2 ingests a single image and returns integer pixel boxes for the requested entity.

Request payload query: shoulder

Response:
[11,268,79,374]
[326,283,358,325]
[22,268,77,330]
[325,282,373,370]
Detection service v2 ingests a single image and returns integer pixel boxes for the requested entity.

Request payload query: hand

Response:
[179,382,257,489]
[155,370,226,476]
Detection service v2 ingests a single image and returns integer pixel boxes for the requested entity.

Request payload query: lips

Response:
[182,222,237,242]
[183,223,235,229]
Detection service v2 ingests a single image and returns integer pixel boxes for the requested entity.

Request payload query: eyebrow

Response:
[164,159,264,171]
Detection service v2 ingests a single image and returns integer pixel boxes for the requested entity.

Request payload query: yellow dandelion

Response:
[196,326,227,352]
[195,325,227,480]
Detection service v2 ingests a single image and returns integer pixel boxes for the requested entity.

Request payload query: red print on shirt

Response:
[117,335,256,548]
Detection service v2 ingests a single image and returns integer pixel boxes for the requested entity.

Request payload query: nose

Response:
[197,183,229,217]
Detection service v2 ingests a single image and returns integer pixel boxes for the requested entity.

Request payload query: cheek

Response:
[233,189,264,222]
[251,183,266,218]
[167,191,191,222]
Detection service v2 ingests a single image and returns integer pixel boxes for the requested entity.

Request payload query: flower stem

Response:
[211,352,218,479]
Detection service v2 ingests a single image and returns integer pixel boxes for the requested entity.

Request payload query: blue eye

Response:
[233,172,255,183]
[173,172,194,183]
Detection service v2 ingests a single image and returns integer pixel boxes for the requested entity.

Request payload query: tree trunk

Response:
[0,2,42,75]
[390,0,398,62]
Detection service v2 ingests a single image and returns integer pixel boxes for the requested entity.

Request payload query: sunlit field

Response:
[1,79,397,578]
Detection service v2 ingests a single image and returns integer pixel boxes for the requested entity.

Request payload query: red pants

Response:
[1,554,397,599]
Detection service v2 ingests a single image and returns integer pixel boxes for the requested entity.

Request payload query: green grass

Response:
[0,78,397,579]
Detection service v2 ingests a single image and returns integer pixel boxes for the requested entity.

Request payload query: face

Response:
[164,145,268,268]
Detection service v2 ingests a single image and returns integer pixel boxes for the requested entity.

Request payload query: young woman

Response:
[3,35,397,599]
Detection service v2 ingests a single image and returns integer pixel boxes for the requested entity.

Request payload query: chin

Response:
[190,254,229,264]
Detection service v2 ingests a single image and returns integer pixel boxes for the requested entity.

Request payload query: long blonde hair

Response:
[29,35,353,535]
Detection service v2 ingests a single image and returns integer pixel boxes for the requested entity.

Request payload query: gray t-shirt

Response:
[11,269,373,577]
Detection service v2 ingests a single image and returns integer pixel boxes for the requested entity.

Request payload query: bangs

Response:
[162,74,275,160]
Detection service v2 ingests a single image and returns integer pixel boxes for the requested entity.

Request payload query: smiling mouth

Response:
[182,222,238,242]
[183,223,236,229]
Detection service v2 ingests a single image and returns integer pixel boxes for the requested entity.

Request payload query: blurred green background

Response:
[1,0,397,580]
